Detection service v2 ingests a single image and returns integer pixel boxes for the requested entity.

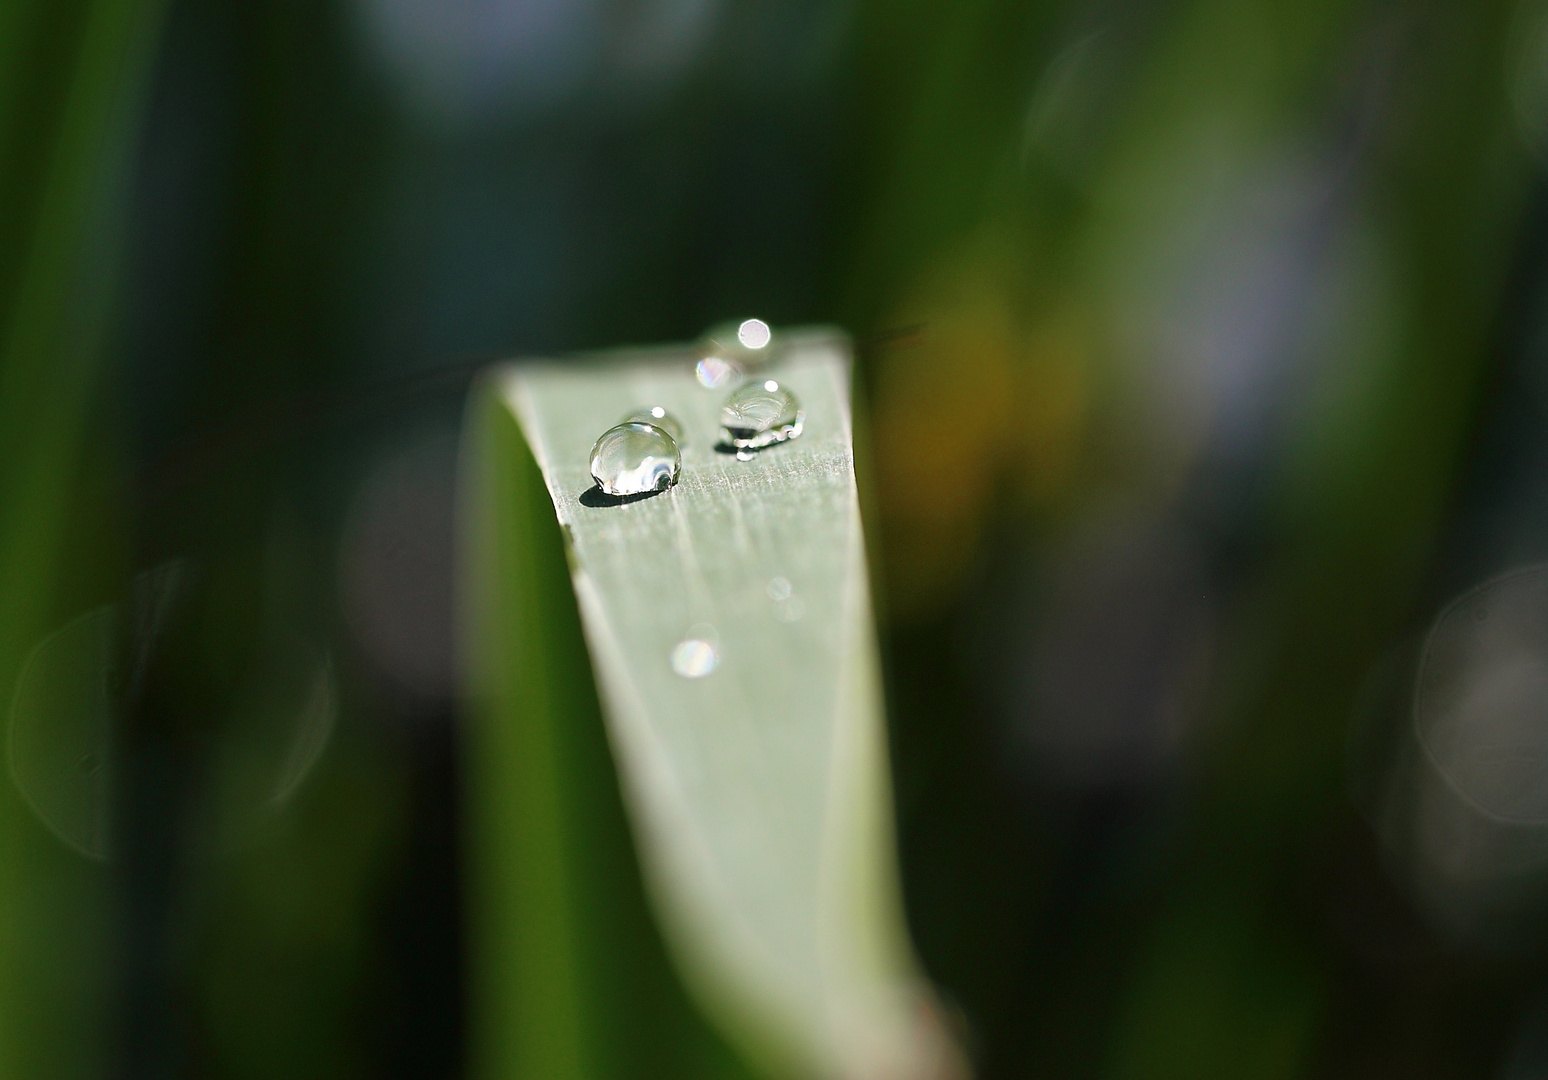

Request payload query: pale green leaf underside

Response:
[495,330,962,1080]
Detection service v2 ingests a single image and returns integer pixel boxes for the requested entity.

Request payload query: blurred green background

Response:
[6,0,1548,1075]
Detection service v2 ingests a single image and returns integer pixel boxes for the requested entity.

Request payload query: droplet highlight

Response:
[720,379,803,449]
[695,317,778,384]
[621,405,685,444]
[671,637,720,678]
[590,422,681,496]
[737,318,772,349]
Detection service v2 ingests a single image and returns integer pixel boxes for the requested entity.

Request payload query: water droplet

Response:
[696,318,779,383]
[621,405,685,444]
[695,355,740,389]
[737,318,772,349]
[720,379,803,449]
[671,637,719,678]
[590,422,681,496]
[766,577,802,621]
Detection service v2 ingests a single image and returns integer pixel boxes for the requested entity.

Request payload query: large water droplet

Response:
[720,379,803,449]
[621,405,684,444]
[590,422,681,496]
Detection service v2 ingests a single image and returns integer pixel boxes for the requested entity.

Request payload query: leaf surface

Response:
[465,330,962,1080]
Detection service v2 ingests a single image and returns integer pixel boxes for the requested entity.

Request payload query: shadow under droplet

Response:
[579,485,665,507]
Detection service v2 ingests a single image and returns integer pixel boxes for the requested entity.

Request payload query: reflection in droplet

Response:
[590,421,681,496]
[720,380,803,450]
[670,637,719,678]
[737,318,772,349]
[767,576,792,601]
[621,405,684,443]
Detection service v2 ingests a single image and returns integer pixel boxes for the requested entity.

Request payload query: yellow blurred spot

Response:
[1014,310,1090,503]
[870,252,1019,622]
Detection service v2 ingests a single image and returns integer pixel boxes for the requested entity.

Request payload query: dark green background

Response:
[3,0,1547,1075]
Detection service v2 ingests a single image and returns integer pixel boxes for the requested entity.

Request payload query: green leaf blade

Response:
[466,329,964,1079]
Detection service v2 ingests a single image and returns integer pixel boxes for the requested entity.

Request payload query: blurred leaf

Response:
[0,0,166,1073]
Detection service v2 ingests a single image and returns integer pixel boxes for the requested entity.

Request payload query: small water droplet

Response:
[671,637,719,678]
[737,318,772,349]
[767,576,792,601]
[590,422,681,496]
[720,380,803,449]
[621,405,684,444]
[695,355,740,389]
[697,318,779,381]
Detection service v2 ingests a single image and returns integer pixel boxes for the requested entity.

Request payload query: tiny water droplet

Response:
[621,405,684,444]
[671,637,719,678]
[695,355,740,389]
[590,422,681,496]
[720,380,803,449]
[766,577,802,621]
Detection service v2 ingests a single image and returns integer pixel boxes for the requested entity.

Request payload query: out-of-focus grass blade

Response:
[0,0,165,1074]
[462,330,964,1080]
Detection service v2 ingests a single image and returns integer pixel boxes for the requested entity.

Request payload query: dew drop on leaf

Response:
[720,380,803,450]
[590,422,681,496]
